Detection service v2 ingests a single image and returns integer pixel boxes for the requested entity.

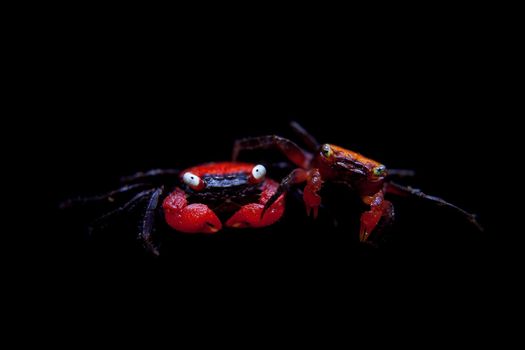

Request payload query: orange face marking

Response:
[328,144,383,172]
[314,143,386,181]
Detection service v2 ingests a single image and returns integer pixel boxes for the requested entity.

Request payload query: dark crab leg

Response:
[59,183,151,209]
[289,121,320,152]
[87,189,156,235]
[139,187,164,256]
[262,167,324,219]
[262,168,308,217]
[232,135,312,169]
[386,182,484,231]
[120,169,180,183]
[386,169,416,178]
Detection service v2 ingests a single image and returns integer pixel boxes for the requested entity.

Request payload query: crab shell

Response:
[162,162,285,234]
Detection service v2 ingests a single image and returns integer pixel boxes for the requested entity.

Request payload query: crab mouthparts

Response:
[335,161,367,176]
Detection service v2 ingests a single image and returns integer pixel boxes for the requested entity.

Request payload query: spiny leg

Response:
[59,183,151,209]
[269,161,295,171]
[262,168,308,218]
[289,121,320,152]
[120,169,180,183]
[88,189,156,235]
[262,168,323,219]
[386,169,416,179]
[386,182,484,231]
[139,187,164,256]
[232,135,312,168]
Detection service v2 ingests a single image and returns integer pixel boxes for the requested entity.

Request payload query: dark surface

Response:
[24,27,505,299]
[6,10,519,345]
[43,102,495,275]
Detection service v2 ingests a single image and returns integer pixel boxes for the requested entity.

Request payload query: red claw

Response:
[303,169,322,219]
[303,188,321,219]
[163,188,222,233]
[226,179,285,228]
[359,209,383,242]
[359,194,393,242]
[226,202,284,228]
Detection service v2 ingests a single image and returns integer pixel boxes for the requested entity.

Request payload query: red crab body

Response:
[162,162,285,234]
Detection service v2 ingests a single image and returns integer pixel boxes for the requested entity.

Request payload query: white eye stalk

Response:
[250,164,267,183]
[183,172,205,191]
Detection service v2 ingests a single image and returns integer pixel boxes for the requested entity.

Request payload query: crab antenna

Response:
[290,121,320,152]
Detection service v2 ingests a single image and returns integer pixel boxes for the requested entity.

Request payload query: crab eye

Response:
[321,144,333,158]
[250,164,266,183]
[183,172,204,190]
[373,165,386,177]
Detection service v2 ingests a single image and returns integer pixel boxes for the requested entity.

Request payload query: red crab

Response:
[162,162,285,234]
[62,162,286,255]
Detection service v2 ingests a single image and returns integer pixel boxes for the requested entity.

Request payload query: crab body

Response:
[162,162,285,234]
[232,122,482,243]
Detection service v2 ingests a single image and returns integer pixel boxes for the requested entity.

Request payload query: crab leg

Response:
[385,169,416,178]
[232,135,312,169]
[120,169,180,183]
[59,183,151,209]
[386,182,483,231]
[139,187,164,256]
[289,121,320,152]
[261,168,308,215]
[87,189,156,235]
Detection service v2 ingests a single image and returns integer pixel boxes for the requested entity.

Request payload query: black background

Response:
[22,20,510,307]
[7,7,520,343]
[42,62,495,273]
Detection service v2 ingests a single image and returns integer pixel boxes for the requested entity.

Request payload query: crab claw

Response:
[303,187,321,219]
[226,179,285,229]
[163,189,222,233]
[226,202,284,229]
[358,194,394,242]
[359,210,382,242]
[226,178,286,229]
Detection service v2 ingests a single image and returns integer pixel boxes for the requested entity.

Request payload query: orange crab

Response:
[233,122,483,242]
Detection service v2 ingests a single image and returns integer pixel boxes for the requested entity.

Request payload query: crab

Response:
[61,162,285,255]
[61,122,482,255]
[162,162,285,233]
[232,121,483,242]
